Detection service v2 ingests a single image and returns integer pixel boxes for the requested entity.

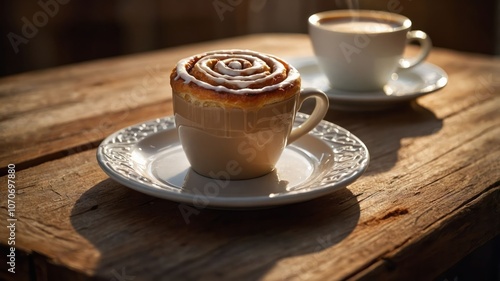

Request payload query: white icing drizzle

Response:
[227,60,242,70]
[175,49,299,95]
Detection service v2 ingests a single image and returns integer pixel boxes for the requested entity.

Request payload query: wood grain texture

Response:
[0,34,499,281]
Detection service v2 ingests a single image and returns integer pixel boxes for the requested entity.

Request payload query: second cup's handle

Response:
[399,30,432,69]
[287,88,329,145]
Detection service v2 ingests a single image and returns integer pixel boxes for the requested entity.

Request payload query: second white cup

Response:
[309,10,432,92]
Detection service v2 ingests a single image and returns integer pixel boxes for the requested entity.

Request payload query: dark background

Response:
[1,0,498,77]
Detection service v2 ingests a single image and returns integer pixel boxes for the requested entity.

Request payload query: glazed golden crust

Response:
[169,50,301,109]
[170,69,300,108]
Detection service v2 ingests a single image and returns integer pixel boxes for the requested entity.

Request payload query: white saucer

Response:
[96,114,370,209]
[288,57,448,111]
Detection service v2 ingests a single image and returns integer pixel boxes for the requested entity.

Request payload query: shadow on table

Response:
[303,100,444,176]
[70,179,361,280]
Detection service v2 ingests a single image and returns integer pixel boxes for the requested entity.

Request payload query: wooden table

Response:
[1,34,499,281]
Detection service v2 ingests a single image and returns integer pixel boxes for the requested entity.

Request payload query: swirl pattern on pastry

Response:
[170,49,301,108]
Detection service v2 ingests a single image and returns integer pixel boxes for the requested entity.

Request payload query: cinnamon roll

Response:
[170,49,301,108]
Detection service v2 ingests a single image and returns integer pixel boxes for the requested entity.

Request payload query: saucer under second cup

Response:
[289,57,448,111]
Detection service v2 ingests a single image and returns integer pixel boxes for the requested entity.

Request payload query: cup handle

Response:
[287,88,329,145]
[398,30,432,69]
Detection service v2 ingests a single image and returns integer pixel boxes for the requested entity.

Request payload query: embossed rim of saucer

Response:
[288,57,448,106]
[96,113,370,208]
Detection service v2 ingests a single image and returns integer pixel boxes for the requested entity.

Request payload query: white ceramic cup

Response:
[171,50,331,180]
[173,89,329,180]
[309,10,432,92]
